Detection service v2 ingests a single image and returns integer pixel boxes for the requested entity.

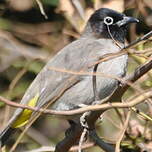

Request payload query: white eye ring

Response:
[104,16,114,25]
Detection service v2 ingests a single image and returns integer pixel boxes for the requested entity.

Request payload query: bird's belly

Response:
[51,76,116,111]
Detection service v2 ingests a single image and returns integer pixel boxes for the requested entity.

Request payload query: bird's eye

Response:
[104,16,113,25]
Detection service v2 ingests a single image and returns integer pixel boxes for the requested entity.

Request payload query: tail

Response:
[0,126,17,147]
[0,94,40,147]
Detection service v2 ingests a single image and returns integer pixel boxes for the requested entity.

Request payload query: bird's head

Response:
[86,8,139,43]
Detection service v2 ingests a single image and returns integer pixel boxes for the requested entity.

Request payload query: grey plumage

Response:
[0,8,138,147]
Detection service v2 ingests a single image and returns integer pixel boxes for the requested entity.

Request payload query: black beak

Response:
[116,16,139,27]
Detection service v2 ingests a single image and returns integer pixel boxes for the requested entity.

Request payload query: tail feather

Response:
[0,126,16,147]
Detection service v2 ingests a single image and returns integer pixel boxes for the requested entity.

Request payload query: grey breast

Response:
[52,38,128,111]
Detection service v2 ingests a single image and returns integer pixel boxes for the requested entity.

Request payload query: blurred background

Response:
[0,0,152,151]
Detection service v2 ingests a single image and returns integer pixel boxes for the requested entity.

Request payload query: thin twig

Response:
[0,90,152,116]
[90,30,152,68]
[78,128,87,152]
[71,0,85,20]
[24,142,95,152]
[105,115,122,129]
[123,31,152,49]
[131,107,152,122]
[35,0,48,19]
[48,66,145,97]
[2,63,28,127]
[115,110,131,152]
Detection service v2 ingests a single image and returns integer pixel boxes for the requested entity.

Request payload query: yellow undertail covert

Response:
[12,94,39,128]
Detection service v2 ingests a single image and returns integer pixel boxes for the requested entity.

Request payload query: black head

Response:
[88,8,139,43]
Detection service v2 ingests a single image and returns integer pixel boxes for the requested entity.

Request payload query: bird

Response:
[0,8,138,147]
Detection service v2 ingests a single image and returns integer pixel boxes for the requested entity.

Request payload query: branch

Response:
[123,31,152,49]
[24,142,94,152]
[115,110,131,152]
[0,89,152,116]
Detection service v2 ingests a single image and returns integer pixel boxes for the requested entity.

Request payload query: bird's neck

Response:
[81,23,126,45]
[81,22,98,39]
